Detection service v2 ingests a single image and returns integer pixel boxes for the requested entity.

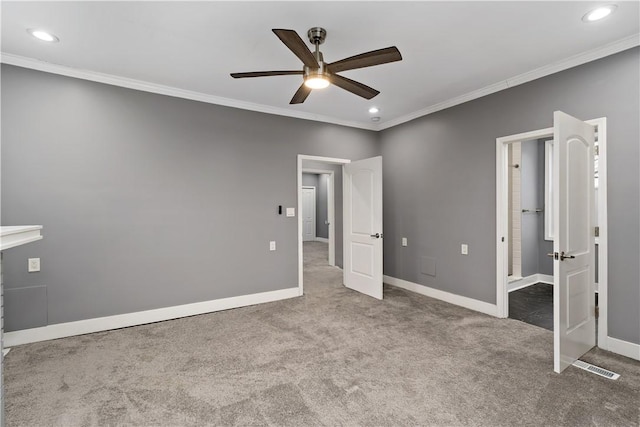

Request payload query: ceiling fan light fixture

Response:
[582,4,617,22]
[369,107,379,114]
[304,76,330,89]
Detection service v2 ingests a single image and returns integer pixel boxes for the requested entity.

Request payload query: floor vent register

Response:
[572,360,620,380]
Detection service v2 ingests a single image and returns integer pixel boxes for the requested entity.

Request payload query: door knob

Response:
[560,251,575,261]
[370,233,382,238]
[547,252,558,260]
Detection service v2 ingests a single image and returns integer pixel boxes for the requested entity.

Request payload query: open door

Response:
[553,111,596,373]
[343,156,383,300]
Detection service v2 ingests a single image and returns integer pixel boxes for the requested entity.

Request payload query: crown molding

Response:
[0,53,377,132]
[377,33,640,131]
[2,33,638,132]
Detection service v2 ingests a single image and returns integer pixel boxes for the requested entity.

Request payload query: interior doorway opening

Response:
[505,137,555,330]
[496,116,608,372]
[297,155,350,296]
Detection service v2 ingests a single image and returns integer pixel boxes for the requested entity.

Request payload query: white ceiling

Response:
[2,1,639,130]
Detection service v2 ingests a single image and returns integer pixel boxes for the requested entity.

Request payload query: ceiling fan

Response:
[230,27,402,104]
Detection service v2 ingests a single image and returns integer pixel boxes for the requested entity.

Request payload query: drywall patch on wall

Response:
[421,256,436,277]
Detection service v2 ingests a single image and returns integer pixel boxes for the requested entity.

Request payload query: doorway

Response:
[496,115,608,372]
[505,138,555,330]
[297,154,384,300]
[297,155,350,296]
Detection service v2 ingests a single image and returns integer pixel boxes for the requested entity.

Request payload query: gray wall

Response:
[380,47,640,345]
[536,140,554,276]
[302,173,319,188]
[316,175,329,239]
[521,139,553,277]
[1,64,378,330]
[301,173,329,239]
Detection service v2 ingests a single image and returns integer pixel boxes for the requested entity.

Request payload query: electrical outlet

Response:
[269,241,276,251]
[461,244,468,255]
[402,237,408,247]
[28,258,40,272]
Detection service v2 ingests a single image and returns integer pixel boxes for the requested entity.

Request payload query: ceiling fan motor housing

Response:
[307,27,327,45]
[304,60,327,80]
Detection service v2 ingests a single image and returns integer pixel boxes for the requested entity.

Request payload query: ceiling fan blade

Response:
[290,83,312,104]
[327,47,402,73]
[272,29,319,69]
[327,74,379,100]
[230,70,303,78]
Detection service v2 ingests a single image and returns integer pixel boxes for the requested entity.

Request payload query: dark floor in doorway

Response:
[509,283,553,331]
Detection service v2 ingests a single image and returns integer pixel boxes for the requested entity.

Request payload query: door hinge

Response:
[595,306,600,319]
[595,226,600,237]
[595,145,600,156]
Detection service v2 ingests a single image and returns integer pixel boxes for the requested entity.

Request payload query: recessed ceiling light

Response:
[27,29,59,43]
[371,116,381,122]
[368,107,379,114]
[582,5,617,22]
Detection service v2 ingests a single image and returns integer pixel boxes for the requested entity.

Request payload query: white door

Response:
[553,111,596,373]
[302,187,316,242]
[343,156,383,300]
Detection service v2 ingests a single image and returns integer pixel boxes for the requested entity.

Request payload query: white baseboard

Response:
[315,237,329,243]
[606,336,640,361]
[4,287,299,347]
[508,273,554,292]
[384,275,498,317]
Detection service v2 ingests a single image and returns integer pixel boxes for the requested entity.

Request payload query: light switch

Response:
[402,237,408,247]
[286,207,295,217]
[28,258,41,272]
[269,241,276,251]
[461,244,468,255]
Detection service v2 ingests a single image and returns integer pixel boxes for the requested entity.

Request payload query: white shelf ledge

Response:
[1,226,43,251]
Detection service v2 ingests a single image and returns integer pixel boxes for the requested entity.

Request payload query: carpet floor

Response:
[5,241,639,426]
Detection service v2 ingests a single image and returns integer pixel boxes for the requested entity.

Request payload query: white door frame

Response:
[495,118,608,348]
[301,186,317,242]
[298,155,350,296]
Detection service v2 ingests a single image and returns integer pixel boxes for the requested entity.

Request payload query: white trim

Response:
[298,155,350,296]
[378,35,639,130]
[315,237,329,243]
[4,34,637,132]
[605,336,640,361]
[384,275,498,317]
[508,274,554,293]
[593,119,609,350]
[0,226,43,251]
[4,287,299,347]
[495,118,609,350]
[0,53,376,132]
